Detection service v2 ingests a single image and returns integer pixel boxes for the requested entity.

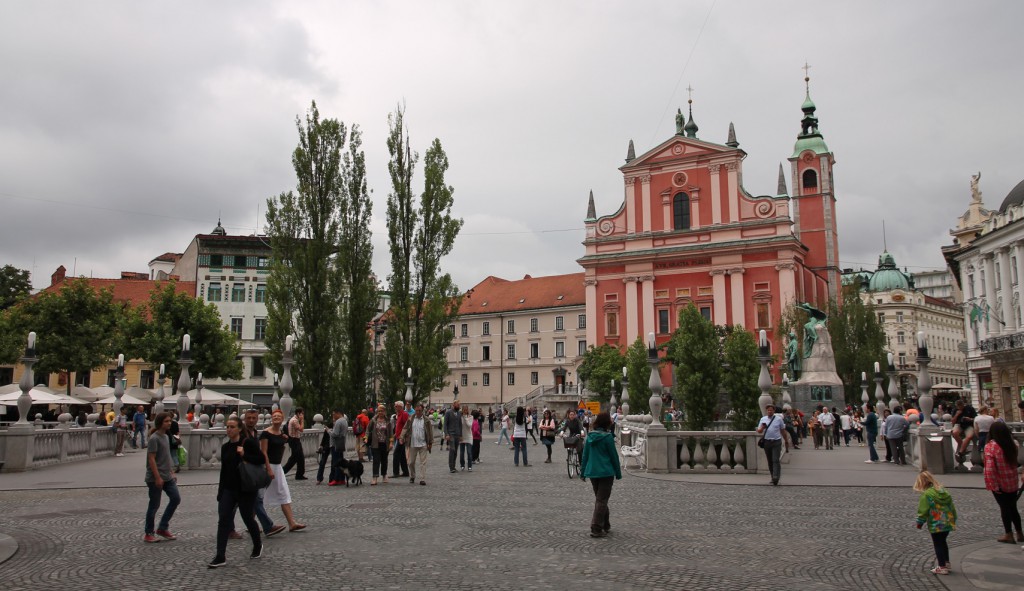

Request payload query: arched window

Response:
[802,169,818,190]
[673,192,690,230]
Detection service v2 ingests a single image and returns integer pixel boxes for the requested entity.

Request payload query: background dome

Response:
[998,178,1024,212]
[867,251,911,291]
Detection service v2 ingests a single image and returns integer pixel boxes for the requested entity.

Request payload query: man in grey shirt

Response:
[329,410,348,485]
[444,401,463,474]
[144,412,180,543]
[884,407,910,465]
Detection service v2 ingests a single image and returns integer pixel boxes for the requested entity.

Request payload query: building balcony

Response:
[979,332,1024,354]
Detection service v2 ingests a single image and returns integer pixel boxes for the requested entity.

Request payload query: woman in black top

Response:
[209,417,262,568]
[259,410,305,531]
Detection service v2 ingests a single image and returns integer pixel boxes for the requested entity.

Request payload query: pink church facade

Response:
[578,90,840,387]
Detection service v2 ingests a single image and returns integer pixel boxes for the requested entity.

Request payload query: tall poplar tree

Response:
[666,304,721,430]
[381,105,463,404]
[265,101,348,412]
[721,327,760,430]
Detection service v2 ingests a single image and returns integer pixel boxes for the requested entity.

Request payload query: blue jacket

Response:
[581,429,621,480]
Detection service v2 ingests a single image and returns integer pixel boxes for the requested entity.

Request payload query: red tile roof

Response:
[149,252,181,264]
[44,277,196,308]
[458,273,585,316]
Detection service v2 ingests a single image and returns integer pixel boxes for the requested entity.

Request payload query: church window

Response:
[699,307,712,322]
[673,193,691,230]
[657,309,670,334]
[756,303,770,329]
[802,169,818,190]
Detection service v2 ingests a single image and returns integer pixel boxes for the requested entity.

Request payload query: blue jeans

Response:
[867,434,879,461]
[145,479,180,533]
[255,488,274,532]
[133,427,147,448]
[459,442,473,469]
[329,447,344,483]
[513,437,528,466]
[496,427,510,444]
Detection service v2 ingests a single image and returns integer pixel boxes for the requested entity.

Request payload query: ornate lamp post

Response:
[176,334,193,435]
[886,352,900,413]
[272,373,280,412]
[610,367,621,415]
[279,334,295,418]
[620,370,630,417]
[916,332,934,471]
[757,329,773,416]
[153,364,166,416]
[194,372,204,425]
[405,368,414,406]
[113,354,126,419]
[873,361,886,417]
[860,371,870,414]
[647,333,665,431]
[14,332,38,429]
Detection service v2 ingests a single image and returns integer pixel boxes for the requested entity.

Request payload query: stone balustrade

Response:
[618,415,761,474]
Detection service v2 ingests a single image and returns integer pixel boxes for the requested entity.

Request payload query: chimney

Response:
[51,265,66,286]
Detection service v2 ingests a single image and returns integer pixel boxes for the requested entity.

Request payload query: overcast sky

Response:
[2,1,1022,294]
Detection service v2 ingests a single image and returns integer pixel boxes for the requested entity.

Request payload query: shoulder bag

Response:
[239,460,271,492]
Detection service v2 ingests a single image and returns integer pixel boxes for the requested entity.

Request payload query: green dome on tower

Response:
[867,251,911,292]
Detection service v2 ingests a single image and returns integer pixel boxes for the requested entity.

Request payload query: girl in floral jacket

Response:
[914,471,957,576]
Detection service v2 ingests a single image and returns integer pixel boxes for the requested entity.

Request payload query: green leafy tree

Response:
[124,282,242,380]
[0,279,124,392]
[265,101,349,412]
[828,286,887,404]
[0,265,31,311]
[577,343,625,404]
[721,327,760,430]
[380,105,463,404]
[336,125,378,411]
[623,337,652,416]
[666,304,720,430]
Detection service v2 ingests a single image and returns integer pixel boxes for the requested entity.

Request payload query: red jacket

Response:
[395,410,409,441]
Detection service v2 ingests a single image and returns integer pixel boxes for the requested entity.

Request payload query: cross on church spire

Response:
[802,61,812,91]
[686,84,695,104]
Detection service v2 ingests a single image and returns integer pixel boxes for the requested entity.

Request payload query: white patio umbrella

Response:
[124,386,155,402]
[0,386,89,405]
[70,385,102,402]
[163,388,253,406]
[95,393,150,406]
[931,382,960,390]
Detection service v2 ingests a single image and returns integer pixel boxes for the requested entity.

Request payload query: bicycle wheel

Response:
[567,449,578,478]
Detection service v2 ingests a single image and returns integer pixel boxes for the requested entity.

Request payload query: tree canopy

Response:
[577,343,625,404]
[666,304,721,430]
[0,265,31,311]
[721,327,761,430]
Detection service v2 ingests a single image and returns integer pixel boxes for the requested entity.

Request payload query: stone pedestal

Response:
[645,426,670,473]
[3,424,35,472]
[790,325,844,414]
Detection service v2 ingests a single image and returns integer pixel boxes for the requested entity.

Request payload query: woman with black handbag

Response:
[209,417,263,568]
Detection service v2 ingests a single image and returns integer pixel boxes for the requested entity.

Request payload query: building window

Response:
[578,314,586,329]
[460,323,468,337]
[878,312,885,323]
[896,311,904,323]
[699,307,712,322]
[139,370,155,389]
[251,357,265,378]
[482,373,490,386]
[507,344,516,360]
[578,340,587,356]
[802,169,818,190]
[460,346,468,362]
[605,312,618,336]
[461,374,468,387]
[230,317,243,339]
[208,282,222,302]
[482,321,490,336]
[555,316,564,331]
[255,284,267,303]
[530,318,538,333]
[209,254,224,267]
[107,369,117,387]
[507,319,515,334]
[673,192,691,230]
[507,372,515,386]
[482,345,490,361]
[555,341,565,358]
[897,331,905,345]
[898,353,907,367]
[254,318,267,340]
[231,283,245,302]
[756,303,770,329]
[530,343,539,359]
[257,256,269,268]
[531,372,538,385]
[658,309,670,334]
[448,324,455,337]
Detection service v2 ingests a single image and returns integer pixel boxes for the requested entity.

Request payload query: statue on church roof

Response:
[675,108,684,135]
[971,172,982,203]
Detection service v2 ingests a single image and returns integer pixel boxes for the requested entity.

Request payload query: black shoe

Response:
[450,469,457,473]
[250,544,263,559]
[771,479,779,486]
[208,557,227,569]
[590,530,607,538]
[295,476,308,480]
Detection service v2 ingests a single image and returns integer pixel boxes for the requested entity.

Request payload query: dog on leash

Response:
[335,457,364,486]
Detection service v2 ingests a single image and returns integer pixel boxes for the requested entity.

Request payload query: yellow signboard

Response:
[577,401,601,415]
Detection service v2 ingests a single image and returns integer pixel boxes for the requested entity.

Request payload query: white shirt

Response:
[818,412,835,427]
[840,415,852,430]
[411,417,427,448]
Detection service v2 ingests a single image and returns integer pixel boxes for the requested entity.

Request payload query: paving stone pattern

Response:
[0,446,1003,591]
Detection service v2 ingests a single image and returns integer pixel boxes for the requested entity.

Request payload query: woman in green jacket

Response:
[580,412,622,538]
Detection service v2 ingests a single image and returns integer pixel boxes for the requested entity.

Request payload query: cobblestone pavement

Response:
[0,445,1003,591]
